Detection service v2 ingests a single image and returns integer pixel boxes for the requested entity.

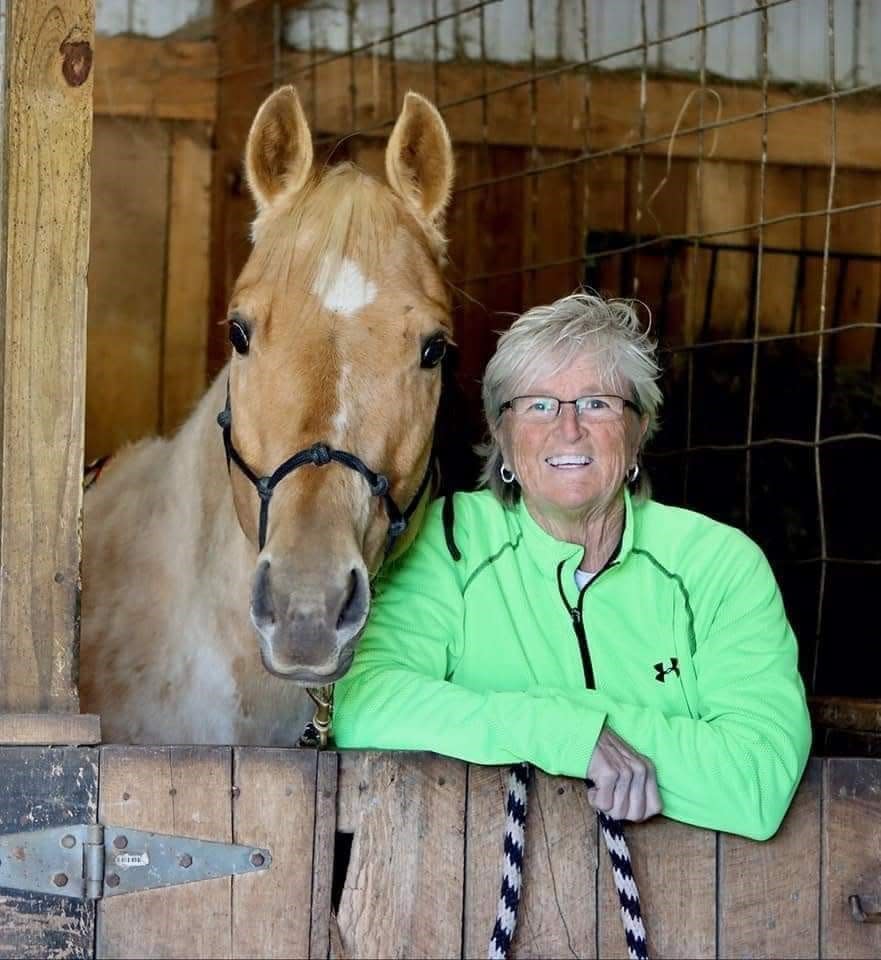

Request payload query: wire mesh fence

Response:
[97,0,881,710]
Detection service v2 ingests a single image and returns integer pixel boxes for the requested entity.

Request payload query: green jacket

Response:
[335,489,811,840]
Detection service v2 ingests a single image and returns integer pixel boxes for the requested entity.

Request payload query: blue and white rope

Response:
[488,763,648,960]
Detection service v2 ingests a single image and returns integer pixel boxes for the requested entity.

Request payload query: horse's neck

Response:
[169,368,254,587]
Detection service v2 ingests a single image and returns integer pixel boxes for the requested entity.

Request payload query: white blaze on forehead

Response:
[313,255,377,316]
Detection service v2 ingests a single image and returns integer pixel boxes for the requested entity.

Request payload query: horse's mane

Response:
[249,163,447,305]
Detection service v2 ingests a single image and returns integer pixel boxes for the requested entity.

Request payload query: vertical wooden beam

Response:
[208,0,276,380]
[0,0,94,712]
[161,121,212,434]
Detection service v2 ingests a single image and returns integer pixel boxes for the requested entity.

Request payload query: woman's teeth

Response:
[546,455,593,468]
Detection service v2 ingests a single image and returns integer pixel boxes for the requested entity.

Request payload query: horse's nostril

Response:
[336,568,365,631]
[251,559,275,626]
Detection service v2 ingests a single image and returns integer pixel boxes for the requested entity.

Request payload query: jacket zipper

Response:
[556,553,619,690]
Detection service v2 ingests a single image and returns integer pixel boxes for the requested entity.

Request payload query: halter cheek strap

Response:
[217,387,432,555]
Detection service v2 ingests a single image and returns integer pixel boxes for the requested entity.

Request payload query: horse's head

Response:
[224,85,454,684]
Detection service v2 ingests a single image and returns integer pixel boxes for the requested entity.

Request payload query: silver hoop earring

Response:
[500,464,516,485]
[626,463,640,484]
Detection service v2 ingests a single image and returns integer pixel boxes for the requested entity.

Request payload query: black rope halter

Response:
[217,384,433,555]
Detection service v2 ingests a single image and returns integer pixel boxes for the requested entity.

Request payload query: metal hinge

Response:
[0,824,271,900]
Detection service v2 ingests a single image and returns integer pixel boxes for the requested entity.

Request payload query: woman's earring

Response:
[626,463,640,484]
[500,463,516,484]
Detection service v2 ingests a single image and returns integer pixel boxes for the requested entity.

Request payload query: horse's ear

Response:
[245,85,314,211]
[385,92,454,224]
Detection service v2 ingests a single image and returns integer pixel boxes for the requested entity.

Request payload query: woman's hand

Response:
[586,726,662,822]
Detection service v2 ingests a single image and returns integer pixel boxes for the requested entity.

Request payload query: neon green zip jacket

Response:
[335,489,811,840]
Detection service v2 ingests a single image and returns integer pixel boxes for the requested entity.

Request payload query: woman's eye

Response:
[420,335,447,369]
[530,399,553,412]
[582,397,608,410]
[229,320,250,355]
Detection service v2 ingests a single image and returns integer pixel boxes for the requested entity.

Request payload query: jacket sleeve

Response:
[583,531,812,840]
[333,505,608,777]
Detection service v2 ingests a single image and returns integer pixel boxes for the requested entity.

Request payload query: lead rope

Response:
[488,763,648,960]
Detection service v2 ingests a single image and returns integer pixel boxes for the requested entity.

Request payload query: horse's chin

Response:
[258,648,355,686]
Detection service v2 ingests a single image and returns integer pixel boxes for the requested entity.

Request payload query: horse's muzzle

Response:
[249,559,367,681]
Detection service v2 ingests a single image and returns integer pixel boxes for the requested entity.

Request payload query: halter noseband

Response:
[217,387,432,554]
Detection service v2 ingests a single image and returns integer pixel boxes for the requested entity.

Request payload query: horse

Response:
[80,84,455,745]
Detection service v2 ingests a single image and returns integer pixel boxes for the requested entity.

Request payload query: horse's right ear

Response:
[245,85,314,212]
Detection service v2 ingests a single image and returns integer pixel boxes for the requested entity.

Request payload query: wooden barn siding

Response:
[0,751,863,959]
[86,35,881,458]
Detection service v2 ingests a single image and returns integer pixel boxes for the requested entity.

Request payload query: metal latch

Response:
[0,824,271,900]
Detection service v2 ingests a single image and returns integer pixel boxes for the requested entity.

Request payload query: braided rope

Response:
[488,763,648,960]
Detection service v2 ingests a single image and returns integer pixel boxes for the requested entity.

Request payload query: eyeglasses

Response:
[498,394,643,423]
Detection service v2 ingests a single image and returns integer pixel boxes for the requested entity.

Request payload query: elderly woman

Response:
[334,292,811,839]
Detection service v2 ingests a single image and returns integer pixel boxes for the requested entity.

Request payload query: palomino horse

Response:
[80,85,455,744]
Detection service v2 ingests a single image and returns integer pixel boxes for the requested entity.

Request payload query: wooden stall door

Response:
[3,753,881,958]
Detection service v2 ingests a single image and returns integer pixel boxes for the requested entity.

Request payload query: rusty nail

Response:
[178,853,193,868]
[53,873,69,888]
[250,852,265,868]
[113,835,128,850]
[106,873,120,888]
[61,834,76,849]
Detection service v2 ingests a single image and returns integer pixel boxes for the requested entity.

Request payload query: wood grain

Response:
[598,816,716,959]
[0,713,100,746]
[161,121,212,435]
[231,748,317,959]
[464,767,598,959]
[821,757,881,959]
[336,751,467,959]
[86,116,169,461]
[97,746,233,959]
[0,0,93,711]
[208,1,275,379]
[93,36,217,122]
[310,750,339,960]
[718,759,822,959]
[0,747,98,959]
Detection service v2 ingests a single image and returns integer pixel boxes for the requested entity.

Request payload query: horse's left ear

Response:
[385,92,454,224]
[245,85,314,212]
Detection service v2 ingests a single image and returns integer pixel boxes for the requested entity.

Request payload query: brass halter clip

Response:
[305,685,335,749]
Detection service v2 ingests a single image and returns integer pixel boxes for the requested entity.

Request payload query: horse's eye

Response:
[420,335,446,369]
[229,319,250,355]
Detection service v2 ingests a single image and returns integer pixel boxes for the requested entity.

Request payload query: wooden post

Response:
[207,0,277,380]
[0,0,97,731]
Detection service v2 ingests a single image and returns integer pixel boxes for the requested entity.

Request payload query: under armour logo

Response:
[654,658,680,682]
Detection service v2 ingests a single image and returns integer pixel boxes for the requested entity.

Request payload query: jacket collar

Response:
[513,488,637,586]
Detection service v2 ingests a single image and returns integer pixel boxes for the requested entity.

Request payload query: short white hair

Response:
[479,291,663,503]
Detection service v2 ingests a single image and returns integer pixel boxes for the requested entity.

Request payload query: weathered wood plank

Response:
[207,1,276,380]
[0,0,93,711]
[718,758,822,959]
[86,117,171,460]
[310,750,339,960]
[821,757,881,959]
[161,121,212,435]
[598,816,716,959]
[86,116,170,460]
[286,50,881,170]
[0,713,100,746]
[337,752,466,959]
[811,696,881,733]
[96,746,233,959]
[93,36,217,122]
[231,748,317,959]
[0,747,98,960]
[464,767,598,959]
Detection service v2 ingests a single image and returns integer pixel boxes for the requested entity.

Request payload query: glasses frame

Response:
[497,394,644,421]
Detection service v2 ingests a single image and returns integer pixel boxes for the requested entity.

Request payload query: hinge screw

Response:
[106,873,121,888]
[113,835,128,850]
[61,835,76,849]
[178,853,193,869]
[250,852,265,868]
[53,873,69,888]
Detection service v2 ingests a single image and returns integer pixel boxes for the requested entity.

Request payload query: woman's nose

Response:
[557,403,584,440]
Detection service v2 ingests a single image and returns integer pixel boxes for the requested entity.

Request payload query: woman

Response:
[335,292,811,840]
